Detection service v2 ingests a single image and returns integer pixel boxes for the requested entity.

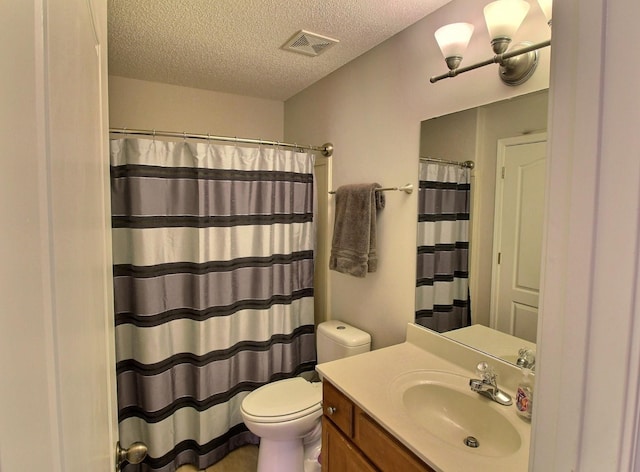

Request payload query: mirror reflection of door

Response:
[490,133,547,343]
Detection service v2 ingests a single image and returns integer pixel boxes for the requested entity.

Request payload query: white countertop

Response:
[316,324,531,472]
[443,324,536,365]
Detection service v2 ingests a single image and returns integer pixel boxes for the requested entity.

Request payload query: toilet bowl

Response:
[241,377,322,472]
[240,320,371,472]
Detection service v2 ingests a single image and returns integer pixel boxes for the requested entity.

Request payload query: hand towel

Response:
[329,183,385,277]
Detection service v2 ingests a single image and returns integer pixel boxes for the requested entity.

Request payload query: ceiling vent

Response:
[282,30,339,57]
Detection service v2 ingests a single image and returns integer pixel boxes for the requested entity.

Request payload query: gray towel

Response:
[329,183,385,277]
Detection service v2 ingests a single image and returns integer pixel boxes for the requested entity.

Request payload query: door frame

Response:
[0,0,118,469]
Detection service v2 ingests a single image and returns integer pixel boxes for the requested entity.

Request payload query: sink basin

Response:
[390,370,522,458]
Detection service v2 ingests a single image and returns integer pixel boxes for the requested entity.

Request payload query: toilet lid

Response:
[242,377,322,419]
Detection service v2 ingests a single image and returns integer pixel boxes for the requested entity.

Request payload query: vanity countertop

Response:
[316,324,531,472]
[443,324,535,365]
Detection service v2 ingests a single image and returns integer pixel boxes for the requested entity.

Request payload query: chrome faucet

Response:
[469,362,512,406]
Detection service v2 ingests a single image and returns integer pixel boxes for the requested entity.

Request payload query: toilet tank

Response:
[316,320,371,364]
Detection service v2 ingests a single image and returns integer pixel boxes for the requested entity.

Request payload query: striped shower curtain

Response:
[415,161,471,332]
[110,138,317,471]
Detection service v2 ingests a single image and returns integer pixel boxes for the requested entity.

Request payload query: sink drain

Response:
[463,436,479,448]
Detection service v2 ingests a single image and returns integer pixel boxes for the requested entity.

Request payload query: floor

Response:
[176,445,259,472]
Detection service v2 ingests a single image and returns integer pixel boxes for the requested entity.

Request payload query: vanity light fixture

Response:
[536,0,553,26]
[430,0,552,85]
[434,22,475,71]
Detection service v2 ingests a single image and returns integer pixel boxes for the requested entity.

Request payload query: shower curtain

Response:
[110,138,317,471]
[415,161,471,332]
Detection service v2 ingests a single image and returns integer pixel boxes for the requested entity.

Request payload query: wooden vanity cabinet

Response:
[321,381,435,472]
[322,418,376,472]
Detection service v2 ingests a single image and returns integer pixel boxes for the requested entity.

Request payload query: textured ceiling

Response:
[108,0,453,101]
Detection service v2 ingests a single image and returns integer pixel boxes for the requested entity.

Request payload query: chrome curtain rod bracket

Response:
[329,184,413,195]
[109,128,334,157]
[420,156,475,169]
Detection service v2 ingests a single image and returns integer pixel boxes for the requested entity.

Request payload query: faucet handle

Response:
[476,362,497,384]
[517,348,536,369]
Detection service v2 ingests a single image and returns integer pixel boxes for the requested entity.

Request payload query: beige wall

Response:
[108,75,284,139]
[420,90,548,328]
[284,0,551,349]
[420,108,478,159]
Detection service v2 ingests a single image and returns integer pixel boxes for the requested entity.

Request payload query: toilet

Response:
[240,320,371,472]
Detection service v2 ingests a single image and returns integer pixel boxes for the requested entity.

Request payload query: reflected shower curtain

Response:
[110,138,317,471]
[415,161,471,332]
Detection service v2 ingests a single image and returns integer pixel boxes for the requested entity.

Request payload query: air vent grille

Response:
[282,30,339,57]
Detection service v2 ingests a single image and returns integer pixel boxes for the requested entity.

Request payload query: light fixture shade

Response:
[537,0,552,24]
[483,0,530,40]
[434,22,475,59]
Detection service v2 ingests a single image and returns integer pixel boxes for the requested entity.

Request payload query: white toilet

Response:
[240,320,371,472]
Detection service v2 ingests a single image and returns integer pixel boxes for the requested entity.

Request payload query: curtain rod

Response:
[420,156,475,169]
[109,127,334,157]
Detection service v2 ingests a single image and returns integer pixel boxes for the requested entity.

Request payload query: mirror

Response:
[415,89,548,366]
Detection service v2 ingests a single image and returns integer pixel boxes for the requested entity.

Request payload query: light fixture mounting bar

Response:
[430,39,551,83]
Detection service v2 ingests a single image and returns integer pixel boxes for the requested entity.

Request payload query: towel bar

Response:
[329,184,413,195]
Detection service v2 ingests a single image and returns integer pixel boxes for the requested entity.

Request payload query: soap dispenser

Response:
[516,368,533,420]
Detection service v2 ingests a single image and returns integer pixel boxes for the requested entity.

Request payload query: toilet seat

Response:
[241,377,322,423]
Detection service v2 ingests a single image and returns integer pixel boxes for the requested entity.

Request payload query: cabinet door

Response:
[322,418,377,472]
[354,408,435,472]
[323,381,354,437]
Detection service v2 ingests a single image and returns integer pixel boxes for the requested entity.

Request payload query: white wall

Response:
[108,75,285,139]
[284,0,550,349]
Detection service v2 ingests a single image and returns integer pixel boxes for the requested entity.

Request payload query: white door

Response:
[0,1,118,470]
[490,133,547,342]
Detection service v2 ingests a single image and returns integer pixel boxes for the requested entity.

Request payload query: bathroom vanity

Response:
[322,379,434,471]
[316,324,531,472]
